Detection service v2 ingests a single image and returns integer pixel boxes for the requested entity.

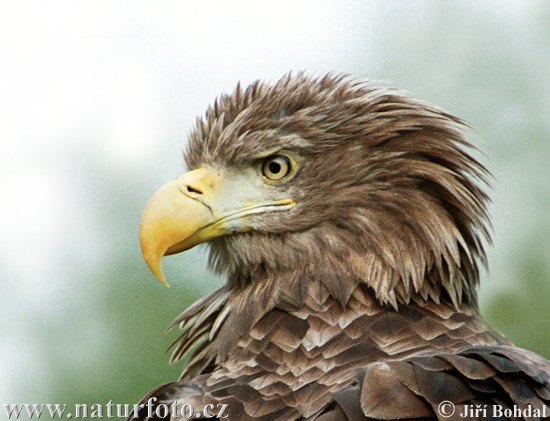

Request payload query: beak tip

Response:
[159,276,170,288]
[149,263,170,288]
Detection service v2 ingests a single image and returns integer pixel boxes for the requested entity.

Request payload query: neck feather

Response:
[169,260,486,379]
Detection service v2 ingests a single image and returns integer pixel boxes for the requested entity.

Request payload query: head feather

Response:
[184,72,491,309]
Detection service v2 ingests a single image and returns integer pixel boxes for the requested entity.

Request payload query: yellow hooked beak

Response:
[139,167,295,286]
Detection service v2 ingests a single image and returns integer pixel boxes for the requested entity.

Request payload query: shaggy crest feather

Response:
[186,72,490,308]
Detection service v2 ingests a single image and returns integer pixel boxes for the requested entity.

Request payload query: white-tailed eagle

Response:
[136,73,550,420]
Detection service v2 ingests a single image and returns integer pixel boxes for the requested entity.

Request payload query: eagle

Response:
[136,73,550,420]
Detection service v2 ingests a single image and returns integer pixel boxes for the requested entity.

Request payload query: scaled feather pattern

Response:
[134,73,550,420]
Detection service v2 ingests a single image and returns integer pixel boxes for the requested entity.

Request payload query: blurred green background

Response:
[1,0,549,415]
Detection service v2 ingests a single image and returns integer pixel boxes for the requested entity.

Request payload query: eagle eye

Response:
[261,155,292,181]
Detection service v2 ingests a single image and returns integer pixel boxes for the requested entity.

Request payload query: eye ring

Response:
[261,155,293,181]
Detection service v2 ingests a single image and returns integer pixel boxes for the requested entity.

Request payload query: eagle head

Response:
[140,73,490,308]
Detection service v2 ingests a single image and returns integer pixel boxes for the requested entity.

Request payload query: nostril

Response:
[186,185,203,195]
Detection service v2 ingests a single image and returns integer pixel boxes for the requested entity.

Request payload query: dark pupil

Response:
[269,161,282,174]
